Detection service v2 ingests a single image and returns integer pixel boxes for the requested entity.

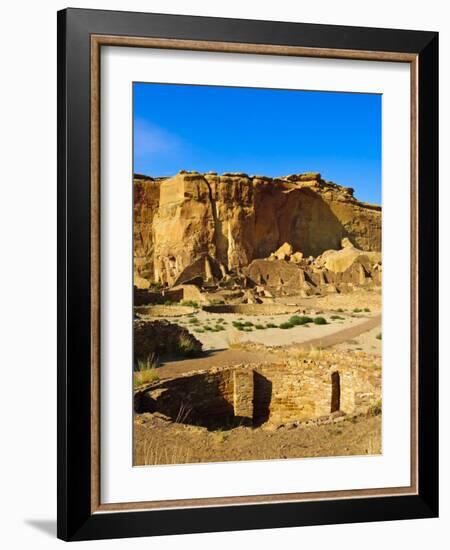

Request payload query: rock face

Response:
[134,171,381,287]
[133,174,162,286]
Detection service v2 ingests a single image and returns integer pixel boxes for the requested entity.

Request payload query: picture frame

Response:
[57,8,439,541]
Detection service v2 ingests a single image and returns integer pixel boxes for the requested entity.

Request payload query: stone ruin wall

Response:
[134,361,381,427]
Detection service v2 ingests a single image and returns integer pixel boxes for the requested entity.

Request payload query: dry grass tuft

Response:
[134,353,159,388]
[143,440,193,465]
[227,331,244,349]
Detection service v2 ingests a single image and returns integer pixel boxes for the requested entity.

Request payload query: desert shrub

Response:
[243,327,253,332]
[254,324,266,330]
[313,317,328,325]
[134,353,159,388]
[376,333,382,340]
[203,325,213,331]
[266,323,278,329]
[194,328,205,333]
[188,317,199,324]
[180,300,199,308]
[243,321,254,327]
[364,307,371,312]
[135,352,159,372]
[353,308,362,313]
[337,308,345,312]
[279,321,294,329]
[134,369,159,389]
[289,315,313,326]
[330,315,344,320]
[174,334,202,357]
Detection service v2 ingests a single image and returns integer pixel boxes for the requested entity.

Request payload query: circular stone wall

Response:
[203,303,301,316]
[135,304,196,317]
[134,361,381,428]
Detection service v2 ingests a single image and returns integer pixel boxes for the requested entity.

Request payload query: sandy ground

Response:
[134,412,381,465]
[332,325,382,355]
[156,314,381,378]
[149,309,380,351]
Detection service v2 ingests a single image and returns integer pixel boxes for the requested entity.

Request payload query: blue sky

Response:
[134,83,381,205]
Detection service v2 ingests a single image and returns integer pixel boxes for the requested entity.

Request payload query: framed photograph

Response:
[57,8,438,541]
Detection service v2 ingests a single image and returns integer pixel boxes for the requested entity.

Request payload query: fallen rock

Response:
[290,251,304,263]
[316,238,381,273]
[271,242,293,260]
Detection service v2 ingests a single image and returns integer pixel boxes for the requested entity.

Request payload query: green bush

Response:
[353,308,362,313]
[364,307,371,312]
[279,322,295,329]
[337,308,345,312]
[188,317,199,324]
[313,317,328,325]
[254,324,266,330]
[289,315,313,326]
[266,323,278,329]
[376,333,382,340]
[330,315,344,320]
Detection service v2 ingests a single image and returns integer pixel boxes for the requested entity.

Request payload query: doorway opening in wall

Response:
[331,371,341,413]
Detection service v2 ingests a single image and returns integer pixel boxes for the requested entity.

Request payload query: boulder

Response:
[316,238,381,273]
[290,251,304,263]
[271,242,294,260]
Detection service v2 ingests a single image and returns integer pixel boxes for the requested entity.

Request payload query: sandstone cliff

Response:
[134,171,381,287]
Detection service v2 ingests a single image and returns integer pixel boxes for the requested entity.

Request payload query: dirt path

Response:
[296,314,381,350]
[157,314,381,379]
[157,348,272,379]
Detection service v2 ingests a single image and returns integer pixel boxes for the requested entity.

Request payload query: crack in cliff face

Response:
[202,177,229,270]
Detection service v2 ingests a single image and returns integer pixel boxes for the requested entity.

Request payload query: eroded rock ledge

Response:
[134,170,381,289]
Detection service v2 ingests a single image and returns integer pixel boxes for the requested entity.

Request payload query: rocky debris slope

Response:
[244,237,382,300]
[134,171,381,288]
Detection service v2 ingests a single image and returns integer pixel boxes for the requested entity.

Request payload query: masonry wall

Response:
[135,360,381,426]
[136,368,235,426]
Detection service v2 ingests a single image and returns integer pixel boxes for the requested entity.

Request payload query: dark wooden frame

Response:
[57,8,439,541]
